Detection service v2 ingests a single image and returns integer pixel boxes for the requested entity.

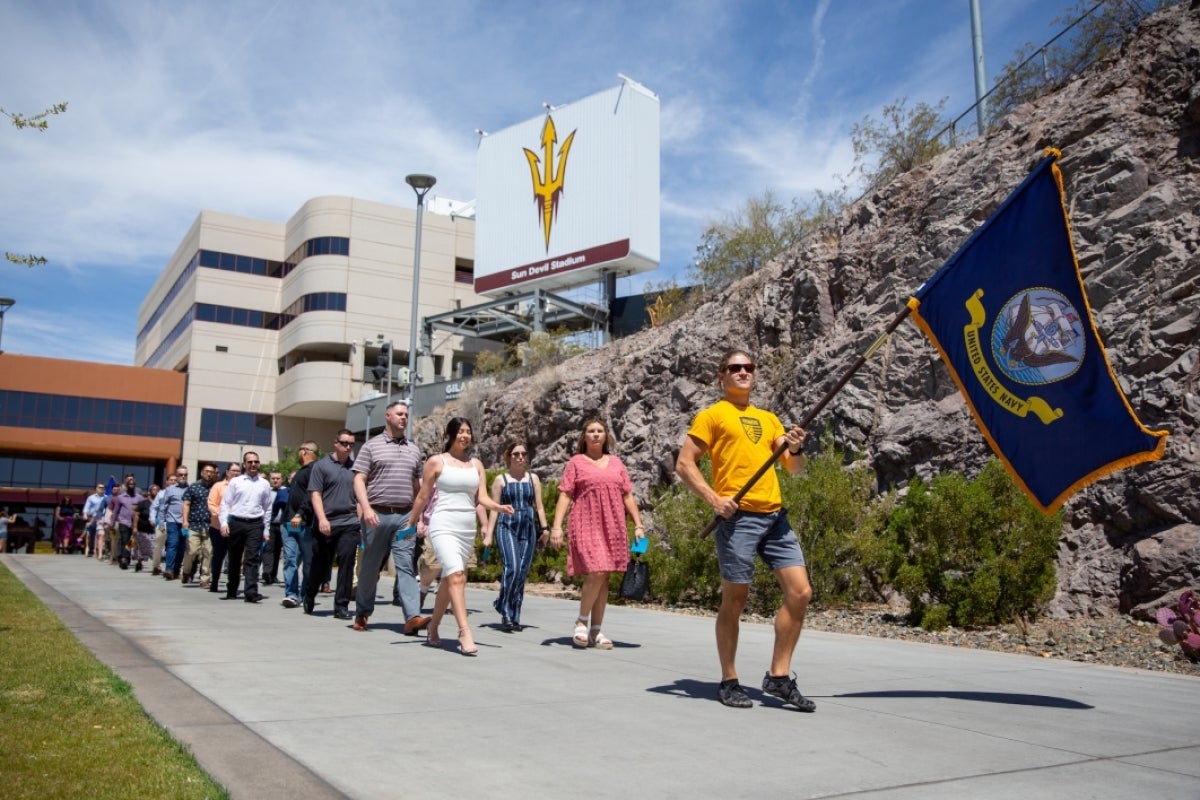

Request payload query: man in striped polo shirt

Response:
[351,401,429,633]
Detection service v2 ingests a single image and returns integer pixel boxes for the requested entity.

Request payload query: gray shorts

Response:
[714,510,806,584]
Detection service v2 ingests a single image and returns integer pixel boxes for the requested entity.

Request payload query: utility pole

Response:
[970,0,988,135]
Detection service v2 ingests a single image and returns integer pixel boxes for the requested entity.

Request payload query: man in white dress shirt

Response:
[219,452,273,603]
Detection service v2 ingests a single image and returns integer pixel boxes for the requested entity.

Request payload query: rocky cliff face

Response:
[419,4,1200,618]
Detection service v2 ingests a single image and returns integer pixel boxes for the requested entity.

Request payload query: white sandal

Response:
[572,617,589,648]
[588,626,613,650]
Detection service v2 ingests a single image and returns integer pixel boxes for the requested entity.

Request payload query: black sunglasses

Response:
[336,440,355,446]
[723,363,755,374]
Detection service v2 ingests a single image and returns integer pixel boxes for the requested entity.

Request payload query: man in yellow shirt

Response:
[675,348,815,712]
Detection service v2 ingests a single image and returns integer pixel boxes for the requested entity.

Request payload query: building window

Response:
[0,390,184,439]
[147,293,346,368]
[137,251,200,347]
[455,258,474,284]
[285,236,351,270]
[198,249,289,279]
[139,239,351,349]
[0,457,158,492]
[199,409,273,447]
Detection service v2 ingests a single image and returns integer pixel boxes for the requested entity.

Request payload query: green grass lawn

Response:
[0,559,227,799]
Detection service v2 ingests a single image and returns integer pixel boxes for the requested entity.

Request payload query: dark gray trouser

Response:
[354,512,418,620]
[116,524,133,566]
[305,524,358,612]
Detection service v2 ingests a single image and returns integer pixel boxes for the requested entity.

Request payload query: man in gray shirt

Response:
[159,466,189,580]
[306,429,360,619]
[351,401,428,634]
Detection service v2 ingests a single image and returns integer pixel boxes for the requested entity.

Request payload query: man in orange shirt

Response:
[206,463,241,595]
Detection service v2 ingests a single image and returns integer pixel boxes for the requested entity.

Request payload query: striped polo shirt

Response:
[351,433,422,506]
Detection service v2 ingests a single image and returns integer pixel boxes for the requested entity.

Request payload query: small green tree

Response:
[2,102,67,131]
[689,188,848,295]
[987,0,1172,125]
[522,327,585,370]
[261,447,307,481]
[4,102,68,267]
[473,349,510,375]
[690,190,804,293]
[884,460,1060,629]
[850,97,948,191]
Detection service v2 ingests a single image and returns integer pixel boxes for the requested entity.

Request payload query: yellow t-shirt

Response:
[686,399,785,513]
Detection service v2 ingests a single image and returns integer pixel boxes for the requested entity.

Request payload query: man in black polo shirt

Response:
[351,401,428,633]
[306,429,360,619]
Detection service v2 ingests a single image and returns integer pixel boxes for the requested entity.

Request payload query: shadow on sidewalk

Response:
[834,690,1092,709]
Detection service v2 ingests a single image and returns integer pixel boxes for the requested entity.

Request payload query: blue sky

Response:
[1,0,1083,364]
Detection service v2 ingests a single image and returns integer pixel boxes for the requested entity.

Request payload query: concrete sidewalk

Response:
[6,553,1199,800]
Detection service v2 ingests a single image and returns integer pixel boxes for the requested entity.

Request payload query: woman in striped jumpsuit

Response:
[486,441,549,632]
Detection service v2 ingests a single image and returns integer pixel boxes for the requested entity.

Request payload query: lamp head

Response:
[405,174,436,192]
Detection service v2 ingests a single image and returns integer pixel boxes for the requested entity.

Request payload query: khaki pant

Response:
[151,526,167,572]
[107,527,120,564]
[179,527,212,586]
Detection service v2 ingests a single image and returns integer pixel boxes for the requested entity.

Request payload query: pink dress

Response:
[561,454,632,576]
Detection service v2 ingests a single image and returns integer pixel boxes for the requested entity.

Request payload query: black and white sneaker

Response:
[718,679,753,708]
[281,597,298,609]
[761,673,816,712]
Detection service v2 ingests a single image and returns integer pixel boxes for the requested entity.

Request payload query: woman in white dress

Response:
[411,418,513,656]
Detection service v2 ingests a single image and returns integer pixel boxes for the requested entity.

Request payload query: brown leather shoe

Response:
[403,615,431,635]
[353,615,369,632]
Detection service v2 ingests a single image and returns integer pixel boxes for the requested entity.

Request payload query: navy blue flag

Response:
[908,149,1168,512]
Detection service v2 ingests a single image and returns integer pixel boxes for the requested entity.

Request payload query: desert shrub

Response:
[781,439,892,607]
[883,459,1059,629]
[643,461,724,608]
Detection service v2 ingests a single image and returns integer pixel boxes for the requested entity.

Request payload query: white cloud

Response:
[0,0,1085,363]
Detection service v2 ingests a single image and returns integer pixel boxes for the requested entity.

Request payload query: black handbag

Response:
[620,557,649,601]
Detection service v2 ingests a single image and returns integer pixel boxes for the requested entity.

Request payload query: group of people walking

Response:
[41,348,818,711]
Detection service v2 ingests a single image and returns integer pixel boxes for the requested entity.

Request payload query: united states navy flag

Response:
[908,149,1168,513]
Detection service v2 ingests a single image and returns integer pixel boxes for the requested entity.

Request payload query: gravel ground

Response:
[507,583,1198,676]
[799,604,1197,675]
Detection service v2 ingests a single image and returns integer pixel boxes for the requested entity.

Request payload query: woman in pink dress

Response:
[550,417,645,649]
[54,498,78,553]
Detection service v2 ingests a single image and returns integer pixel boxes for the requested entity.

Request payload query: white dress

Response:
[427,455,480,575]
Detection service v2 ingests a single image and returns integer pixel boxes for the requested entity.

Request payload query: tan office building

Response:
[135,196,483,469]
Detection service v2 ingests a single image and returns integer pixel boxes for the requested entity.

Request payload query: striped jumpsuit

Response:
[492,474,538,625]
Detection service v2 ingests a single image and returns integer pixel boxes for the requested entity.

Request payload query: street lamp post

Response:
[364,403,375,442]
[405,173,436,426]
[0,297,14,353]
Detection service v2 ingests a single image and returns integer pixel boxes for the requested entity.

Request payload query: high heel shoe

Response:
[425,623,442,648]
[457,628,478,657]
